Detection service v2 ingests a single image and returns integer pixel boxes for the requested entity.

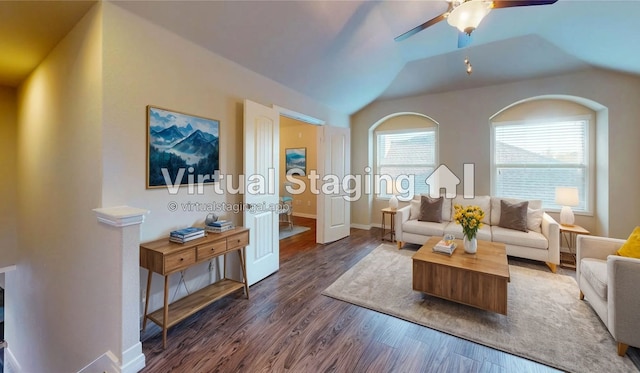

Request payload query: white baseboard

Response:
[4,347,22,373]
[292,212,316,219]
[350,224,371,230]
[78,351,120,373]
[77,344,145,373]
[121,342,146,373]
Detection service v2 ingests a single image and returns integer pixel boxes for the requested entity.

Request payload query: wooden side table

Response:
[381,207,397,242]
[559,224,590,268]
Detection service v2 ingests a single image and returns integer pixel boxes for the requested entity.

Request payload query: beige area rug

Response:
[322,244,638,373]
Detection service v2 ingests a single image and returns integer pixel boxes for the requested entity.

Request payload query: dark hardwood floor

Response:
[139,218,634,372]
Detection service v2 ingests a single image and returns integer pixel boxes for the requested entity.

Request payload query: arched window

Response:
[492,101,594,213]
[374,114,437,199]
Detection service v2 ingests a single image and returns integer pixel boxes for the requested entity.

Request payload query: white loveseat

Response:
[395,195,560,272]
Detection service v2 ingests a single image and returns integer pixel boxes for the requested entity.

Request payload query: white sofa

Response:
[395,195,560,272]
[577,235,640,356]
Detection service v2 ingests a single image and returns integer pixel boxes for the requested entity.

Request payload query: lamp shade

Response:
[447,0,492,34]
[555,187,579,207]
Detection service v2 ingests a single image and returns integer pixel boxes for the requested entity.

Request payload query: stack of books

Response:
[205,220,234,233]
[432,239,457,256]
[170,227,205,243]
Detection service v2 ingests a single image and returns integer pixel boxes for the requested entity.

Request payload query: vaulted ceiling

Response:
[3,1,640,114]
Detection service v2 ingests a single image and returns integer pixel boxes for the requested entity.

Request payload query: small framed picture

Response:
[285,148,306,176]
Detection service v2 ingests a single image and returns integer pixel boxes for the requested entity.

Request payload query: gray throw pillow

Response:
[418,196,443,223]
[499,200,529,232]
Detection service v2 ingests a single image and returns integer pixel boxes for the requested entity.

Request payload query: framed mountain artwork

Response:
[285,147,306,176]
[146,106,220,189]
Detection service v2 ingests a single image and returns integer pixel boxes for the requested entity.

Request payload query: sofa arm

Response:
[607,255,640,347]
[541,213,560,265]
[577,235,625,290]
[577,235,624,262]
[395,205,411,243]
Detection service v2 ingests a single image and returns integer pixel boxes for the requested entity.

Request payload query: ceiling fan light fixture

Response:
[447,0,492,35]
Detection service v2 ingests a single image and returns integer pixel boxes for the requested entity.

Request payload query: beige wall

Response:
[7,4,109,372]
[0,86,18,270]
[352,69,640,239]
[280,116,318,217]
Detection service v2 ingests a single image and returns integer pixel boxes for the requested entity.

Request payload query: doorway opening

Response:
[278,115,318,244]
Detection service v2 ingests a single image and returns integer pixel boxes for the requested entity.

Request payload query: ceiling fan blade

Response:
[394,11,449,42]
[458,31,473,48]
[491,0,558,9]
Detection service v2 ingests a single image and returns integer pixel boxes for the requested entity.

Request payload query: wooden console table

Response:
[140,227,250,348]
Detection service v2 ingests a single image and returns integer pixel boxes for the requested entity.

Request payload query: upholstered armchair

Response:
[576,235,640,356]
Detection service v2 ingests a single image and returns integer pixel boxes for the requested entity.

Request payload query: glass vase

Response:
[463,236,477,254]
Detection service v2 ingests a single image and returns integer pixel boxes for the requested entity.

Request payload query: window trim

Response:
[490,115,595,215]
[374,127,438,200]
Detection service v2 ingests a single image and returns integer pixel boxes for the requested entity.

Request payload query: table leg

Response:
[238,248,250,299]
[562,232,571,251]
[381,211,386,240]
[390,213,395,242]
[569,232,577,264]
[162,275,169,349]
[561,231,577,267]
[223,254,227,279]
[142,269,152,331]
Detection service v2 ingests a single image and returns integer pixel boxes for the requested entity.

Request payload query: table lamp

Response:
[555,187,579,226]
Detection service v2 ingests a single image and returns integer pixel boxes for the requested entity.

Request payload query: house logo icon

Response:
[424,163,476,198]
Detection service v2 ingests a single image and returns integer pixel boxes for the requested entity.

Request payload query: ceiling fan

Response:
[394,0,558,45]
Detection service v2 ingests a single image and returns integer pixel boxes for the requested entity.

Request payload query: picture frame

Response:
[146,105,220,189]
[285,147,306,176]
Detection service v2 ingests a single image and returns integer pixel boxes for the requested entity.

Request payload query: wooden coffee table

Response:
[412,237,511,315]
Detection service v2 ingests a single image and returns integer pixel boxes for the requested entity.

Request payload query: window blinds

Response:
[376,130,436,198]
[494,120,589,211]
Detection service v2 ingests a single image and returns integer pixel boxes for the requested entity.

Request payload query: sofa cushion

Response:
[444,222,492,241]
[491,197,542,226]
[491,226,548,249]
[617,226,640,259]
[527,208,544,233]
[418,196,443,223]
[402,219,447,236]
[580,258,608,300]
[498,200,529,232]
[412,194,453,222]
[452,195,491,225]
[441,197,452,222]
[410,200,420,220]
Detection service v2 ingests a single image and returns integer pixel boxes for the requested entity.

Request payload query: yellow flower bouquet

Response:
[453,204,485,241]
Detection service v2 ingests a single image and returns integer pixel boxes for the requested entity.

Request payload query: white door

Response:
[316,126,351,243]
[243,99,279,286]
